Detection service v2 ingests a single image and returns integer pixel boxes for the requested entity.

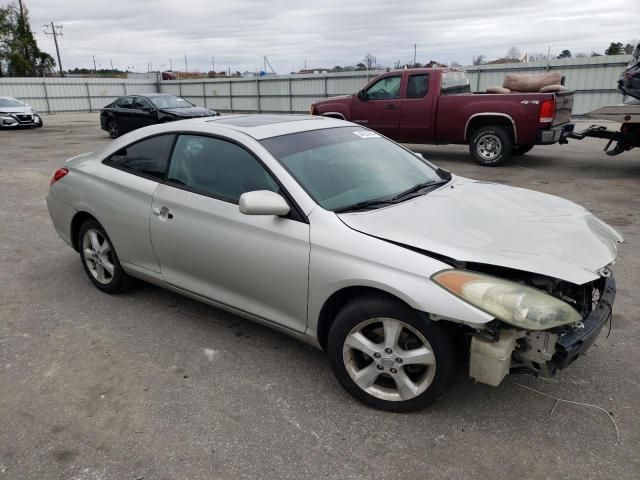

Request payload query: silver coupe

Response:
[46,115,622,411]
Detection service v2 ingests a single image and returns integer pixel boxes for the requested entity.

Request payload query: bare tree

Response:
[450,60,461,68]
[527,52,548,62]
[362,53,376,70]
[506,46,522,60]
[472,54,486,65]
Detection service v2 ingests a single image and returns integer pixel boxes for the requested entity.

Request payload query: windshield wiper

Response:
[391,178,449,201]
[334,198,397,213]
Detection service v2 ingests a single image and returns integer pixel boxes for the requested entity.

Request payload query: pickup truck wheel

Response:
[512,144,534,156]
[327,295,455,412]
[469,126,513,166]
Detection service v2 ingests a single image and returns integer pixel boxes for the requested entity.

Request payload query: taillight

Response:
[50,168,69,185]
[539,99,555,123]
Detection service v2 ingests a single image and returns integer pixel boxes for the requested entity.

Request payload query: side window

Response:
[366,76,401,100]
[104,134,174,179]
[407,74,429,99]
[167,135,279,203]
[134,97,154,110]
[117,96,134,109]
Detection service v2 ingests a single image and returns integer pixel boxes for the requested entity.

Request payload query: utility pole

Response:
[413,43,417,67]
[184,53,188,73]
[92,55,97,73]
[212,57,215,72]
[43,22,64,76]
[110,58,114,71]
[169,58,173,71]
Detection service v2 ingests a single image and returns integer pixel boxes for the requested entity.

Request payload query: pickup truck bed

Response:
[311,68,575,166]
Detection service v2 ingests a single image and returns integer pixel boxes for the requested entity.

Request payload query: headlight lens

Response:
[432,270,582,330]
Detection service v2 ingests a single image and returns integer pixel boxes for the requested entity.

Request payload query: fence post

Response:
[123,82,127,95]
[289,77,293,113]
[229,80,233,113]
[475,68,481,92]
[42,76,51,114]
[85,82,92,112]
[256,77,261,113]
[178,81,183,97]
[324,75,328,98]
[202,81,207,108]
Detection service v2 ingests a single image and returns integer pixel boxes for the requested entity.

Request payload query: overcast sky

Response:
[24,0,639,73]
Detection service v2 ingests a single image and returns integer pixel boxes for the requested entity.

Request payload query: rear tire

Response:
[512,144,534,156]
[107,118,120,138]
[469,125,513,166]
[327,294,455,412]
[78,220,133,293]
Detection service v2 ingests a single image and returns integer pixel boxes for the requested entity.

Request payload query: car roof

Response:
[172,114,352,140]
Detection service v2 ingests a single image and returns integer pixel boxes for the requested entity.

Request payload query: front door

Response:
[351,74,402,138]
[149,134,310,332]
[131,96,158,129]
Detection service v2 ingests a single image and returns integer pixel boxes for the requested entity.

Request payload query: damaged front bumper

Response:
[469,275,616,386]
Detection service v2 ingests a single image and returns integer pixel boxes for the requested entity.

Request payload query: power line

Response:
[43,22,63,76]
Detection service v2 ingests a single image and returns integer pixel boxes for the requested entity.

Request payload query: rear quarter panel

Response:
[435,92,558,145]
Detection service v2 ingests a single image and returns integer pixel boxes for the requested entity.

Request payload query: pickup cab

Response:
[310,68,574,166]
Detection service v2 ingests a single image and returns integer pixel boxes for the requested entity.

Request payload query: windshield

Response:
[0,98,25,108]
[261,127,447,211]
[149,95,194,109]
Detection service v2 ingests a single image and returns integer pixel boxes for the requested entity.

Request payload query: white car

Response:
[0,96,43,128]
[46,115,622,411]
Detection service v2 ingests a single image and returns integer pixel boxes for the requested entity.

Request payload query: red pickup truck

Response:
[310,68,574,166]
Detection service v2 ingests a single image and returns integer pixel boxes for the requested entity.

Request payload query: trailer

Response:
[560,42,640,156]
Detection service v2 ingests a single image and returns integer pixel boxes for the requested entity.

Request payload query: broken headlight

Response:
[432,270,582,330]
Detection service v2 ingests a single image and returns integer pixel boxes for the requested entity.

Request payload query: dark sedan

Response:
[100,93,219,138]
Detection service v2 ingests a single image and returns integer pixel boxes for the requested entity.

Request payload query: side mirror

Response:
[141,106,155,112]
[239,190,290,216]
[357,89,368,101]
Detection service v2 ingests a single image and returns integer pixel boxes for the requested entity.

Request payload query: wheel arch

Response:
[316,286,416,351]
[321,112,347,120]
[464,113,517,143]
[70,211,100,252]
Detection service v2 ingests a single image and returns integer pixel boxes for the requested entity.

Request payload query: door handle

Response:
[386,104,397,110]
[152,206,173,220]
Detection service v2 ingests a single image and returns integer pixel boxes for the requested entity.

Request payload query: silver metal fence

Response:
[0,55,632,116]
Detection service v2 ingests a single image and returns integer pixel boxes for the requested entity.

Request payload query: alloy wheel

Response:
[108,120,119,138]
[82,229,115,285]
[342,317,437,401]
[477,133,502,161]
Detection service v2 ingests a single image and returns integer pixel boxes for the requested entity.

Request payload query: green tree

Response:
[604,42,624,55]
[557,49,572,59]
[0,1,55,76]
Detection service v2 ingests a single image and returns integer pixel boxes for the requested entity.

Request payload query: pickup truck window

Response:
[366,76,401,100]
[441,71,471,94]
[407,74,429,99]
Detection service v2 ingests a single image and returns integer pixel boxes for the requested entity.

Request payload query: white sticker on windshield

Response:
[353,130,380,139]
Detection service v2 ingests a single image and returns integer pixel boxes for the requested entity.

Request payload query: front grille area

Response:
[16,114,33,123]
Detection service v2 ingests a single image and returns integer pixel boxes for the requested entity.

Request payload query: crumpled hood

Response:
[338,177,623,285]
[160,106,216,117]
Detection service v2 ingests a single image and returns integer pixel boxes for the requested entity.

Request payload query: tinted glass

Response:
[366,76,401,100]
[105,134,174,179]
[167,135,279,203]
[407,74,429,99]
[117,96,134,108]
[134,97,154,109]
[261,127,443,211]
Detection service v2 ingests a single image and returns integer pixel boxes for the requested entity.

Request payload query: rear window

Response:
[104,134,175,180]
[441,71,470,94]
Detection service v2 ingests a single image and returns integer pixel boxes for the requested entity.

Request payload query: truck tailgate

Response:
[554,91,574,125]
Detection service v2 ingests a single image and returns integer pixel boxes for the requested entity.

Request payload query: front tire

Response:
[78,220,132,293]
[469,126,513,166]
[327,295,455,412]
